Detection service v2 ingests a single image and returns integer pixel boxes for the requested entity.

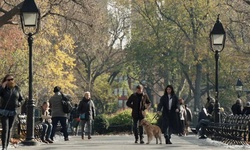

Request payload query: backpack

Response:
[61,93,73,113]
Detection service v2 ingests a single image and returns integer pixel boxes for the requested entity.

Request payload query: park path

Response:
[8,134,250,150]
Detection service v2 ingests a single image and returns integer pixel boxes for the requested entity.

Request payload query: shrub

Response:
[93,114,109,134]
[94,109,159,134]
[107,109,133,133]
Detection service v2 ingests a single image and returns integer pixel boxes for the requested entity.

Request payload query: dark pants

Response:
[179,120,185,135]
[50,117,68,140]
[1,115,15,149]
[163,113,174,140]
[81,120,92,138]
[164,124,173,140]
[196,119,210,136]
[70,119,80,136]
[133,118,143,141]
[41,122,53,140]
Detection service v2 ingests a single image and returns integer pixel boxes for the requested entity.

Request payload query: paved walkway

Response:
[8,134,250,150]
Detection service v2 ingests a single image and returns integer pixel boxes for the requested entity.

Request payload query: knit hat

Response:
[53,86,61,93]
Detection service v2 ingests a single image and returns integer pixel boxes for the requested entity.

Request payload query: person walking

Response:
[126,84,151,144]
[0,74,24,150]
[78,92,96,140]
[231,98,242,115]
[39,101,53,143]
[184,104,192,135]
[49,86,70,141]
[157,85,179,144]
[70,104,80,136]
[178,98,186,136]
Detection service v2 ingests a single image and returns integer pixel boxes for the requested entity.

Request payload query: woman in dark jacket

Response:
[78,91,95,140]
[0,74,24,150]
[157,85,179,144]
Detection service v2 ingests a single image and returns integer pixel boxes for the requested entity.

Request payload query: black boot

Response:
[139,135,144,144]
[140,139,144,144]
[168,139,172,144]
[135,139,138,143]
[165,136,172,144]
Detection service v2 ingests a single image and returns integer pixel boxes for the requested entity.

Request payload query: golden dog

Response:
[140,119,162,144]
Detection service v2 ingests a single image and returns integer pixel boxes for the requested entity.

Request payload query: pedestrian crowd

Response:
[0,74,96,150]
[3,74,232,149]
[42,87,96,143]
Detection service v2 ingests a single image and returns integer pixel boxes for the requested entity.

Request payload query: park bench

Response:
[17,114,43,140]
[205,115,250,145]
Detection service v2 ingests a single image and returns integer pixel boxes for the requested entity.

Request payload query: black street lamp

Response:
[235,78,243,98]
[209,14,226,123]
[20,0,40,146]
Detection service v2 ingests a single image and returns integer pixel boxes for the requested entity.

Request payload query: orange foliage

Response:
[0,25,24,52]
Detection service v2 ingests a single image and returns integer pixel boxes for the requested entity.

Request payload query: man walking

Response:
[126,84,151,144]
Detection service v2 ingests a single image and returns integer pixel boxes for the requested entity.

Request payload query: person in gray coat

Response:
[49,86,70,141]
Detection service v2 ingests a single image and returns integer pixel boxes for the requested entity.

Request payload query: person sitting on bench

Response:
[40,101,53,143]
[194,107,212,139]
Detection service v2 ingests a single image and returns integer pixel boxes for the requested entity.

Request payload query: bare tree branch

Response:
[0,2,23,27]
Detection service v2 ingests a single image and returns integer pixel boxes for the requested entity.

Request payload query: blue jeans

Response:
[50,117,68,140]
[41,122,53,140]
[196,119,210,136]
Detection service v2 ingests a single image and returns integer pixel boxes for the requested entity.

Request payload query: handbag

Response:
[0,109,16,116]
[80,113,85,120]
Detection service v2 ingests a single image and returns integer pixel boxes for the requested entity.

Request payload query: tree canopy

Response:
[1,0,250,113]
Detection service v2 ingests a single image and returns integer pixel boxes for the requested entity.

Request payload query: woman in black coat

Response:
[157,85,179,144]
[0,74,24,150]
[78,91,96,140]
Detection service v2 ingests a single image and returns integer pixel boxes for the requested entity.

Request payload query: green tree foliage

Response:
[93,74,119,114]
[2,0,250,114]
[125,0,250,112]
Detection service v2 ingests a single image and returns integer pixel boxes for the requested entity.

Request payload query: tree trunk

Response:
[194,63,202,111]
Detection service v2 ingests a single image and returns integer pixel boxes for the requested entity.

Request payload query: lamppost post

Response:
[209,14,226,123]
[214,50,220,123]
[20,0,40,145]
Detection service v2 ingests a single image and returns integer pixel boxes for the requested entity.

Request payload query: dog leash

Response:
[150,113,159,123]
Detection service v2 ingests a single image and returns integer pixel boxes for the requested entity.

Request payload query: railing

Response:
[205,115,250,145]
